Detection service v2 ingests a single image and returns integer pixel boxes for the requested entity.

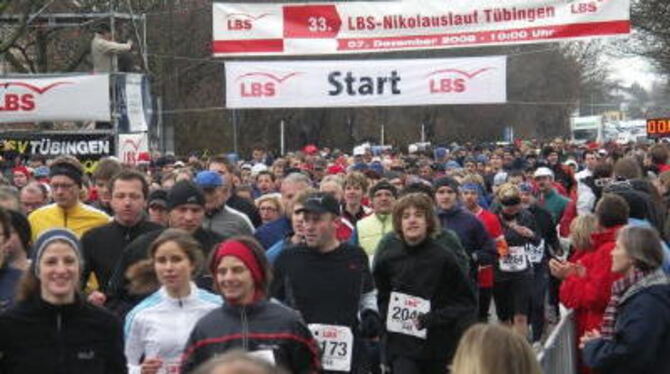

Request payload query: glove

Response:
[359,310,382,338]
[416,312,433,330]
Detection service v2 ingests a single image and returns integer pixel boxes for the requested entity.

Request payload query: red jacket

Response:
[560,226,623,338]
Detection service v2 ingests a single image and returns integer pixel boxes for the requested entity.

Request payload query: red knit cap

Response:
[210,240,264,302]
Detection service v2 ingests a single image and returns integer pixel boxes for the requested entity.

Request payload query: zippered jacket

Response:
[28,202,110,242]
[0,295,126,374]
[124,284,221,374]
[180,300,321,374]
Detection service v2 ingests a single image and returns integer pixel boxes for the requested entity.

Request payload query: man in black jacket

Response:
[271,192,380,374]
[106,180,226,315]
[374,193,476,373]
[519,182,560,344]
[82,170,162,306]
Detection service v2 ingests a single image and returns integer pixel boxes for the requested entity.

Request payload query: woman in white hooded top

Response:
[124,229,221,374]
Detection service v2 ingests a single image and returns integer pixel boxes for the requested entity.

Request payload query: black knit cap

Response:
[167,180,205,210]
[433,176,460,192]
[370,180,398,198]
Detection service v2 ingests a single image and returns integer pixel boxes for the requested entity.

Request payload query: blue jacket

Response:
[254,217,291,249]
[0,266,22,313]
[437,206,496,268]
[583,270,670,374]
[266,238,292,264]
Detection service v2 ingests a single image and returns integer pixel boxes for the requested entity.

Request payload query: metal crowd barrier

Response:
[537,309,577,374]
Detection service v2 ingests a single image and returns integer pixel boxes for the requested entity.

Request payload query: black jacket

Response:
[180,300,321,374]
[0,296,126,374]
[228,194,262,228]
[81,218,163,293]
[106,227,226,316]
[373,235,476,362]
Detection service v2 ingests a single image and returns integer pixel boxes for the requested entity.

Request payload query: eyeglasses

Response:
[259,206,278,212]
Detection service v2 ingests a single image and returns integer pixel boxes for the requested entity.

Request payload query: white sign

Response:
[212,0,630,56]
[386,291,430,339]
[308,324,353,372]
[226,56,506,109]
[499,245,529,272]
[0,75,110,123]
[118,133,148,166]
[125,74,148,132]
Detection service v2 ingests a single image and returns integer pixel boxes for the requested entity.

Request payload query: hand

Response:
[579,329,601,349]
[87,291,107,306]
[573,263,586,277]
[512,224,534,238]
[359,311,382,339]
[549,259,574,280]
[141,358,163,374]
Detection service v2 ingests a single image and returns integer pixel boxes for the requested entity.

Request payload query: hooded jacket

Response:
[0,296,126,374]
[583,270,670,374]
[180,300,321,374]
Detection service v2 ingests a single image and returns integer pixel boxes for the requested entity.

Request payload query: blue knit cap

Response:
[31,228,83,277]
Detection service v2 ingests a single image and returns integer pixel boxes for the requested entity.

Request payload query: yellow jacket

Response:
[28,202,111,242]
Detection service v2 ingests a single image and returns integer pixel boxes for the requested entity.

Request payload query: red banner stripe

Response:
[212,39,284,54]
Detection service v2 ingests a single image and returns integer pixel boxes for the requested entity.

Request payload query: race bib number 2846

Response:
[386,292,431,339]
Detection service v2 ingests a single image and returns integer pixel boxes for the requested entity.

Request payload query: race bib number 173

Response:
[386,292,431,339]
[308,324,353,372]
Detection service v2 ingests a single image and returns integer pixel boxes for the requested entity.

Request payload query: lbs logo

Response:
[425,68,494,94]
[0,81,71,112]
[236,72,300,98]
[226,13,270,31]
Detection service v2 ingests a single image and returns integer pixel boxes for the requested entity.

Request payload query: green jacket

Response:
[354,213,394,256]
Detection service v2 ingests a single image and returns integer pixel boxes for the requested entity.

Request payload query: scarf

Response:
[601,268,646,339]
[601,268,670,339]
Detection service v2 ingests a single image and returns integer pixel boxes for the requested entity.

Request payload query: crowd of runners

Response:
[0,138,669,374]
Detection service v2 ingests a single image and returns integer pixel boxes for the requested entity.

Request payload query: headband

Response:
[210,240,264,303]
[49,163,83,187]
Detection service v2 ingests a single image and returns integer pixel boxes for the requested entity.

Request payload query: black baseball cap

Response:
[148,189,168,208]
[167,181,205,210]
[296,192,340,216]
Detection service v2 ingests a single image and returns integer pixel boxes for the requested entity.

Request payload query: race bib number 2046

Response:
[386,292,431,339]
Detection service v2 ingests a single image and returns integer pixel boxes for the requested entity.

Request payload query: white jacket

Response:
[124,284,222,373]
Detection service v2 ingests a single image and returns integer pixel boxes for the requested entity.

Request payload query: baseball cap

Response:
[296,192,340,216]
[148,189,168,208]
[195,171,223,189]
[533,167,554,179]
[167,181,205,210]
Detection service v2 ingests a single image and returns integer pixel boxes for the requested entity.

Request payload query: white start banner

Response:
[212,0,630,56]
[225,56,506,108]
[0,74,110,123]
[118,132,149,166]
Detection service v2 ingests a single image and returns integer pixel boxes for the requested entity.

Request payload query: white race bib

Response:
[386,292,431,339]
[248,350,276,365]
[308,324,353,372]
[528,239,545,264]
[499,246,529,272]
